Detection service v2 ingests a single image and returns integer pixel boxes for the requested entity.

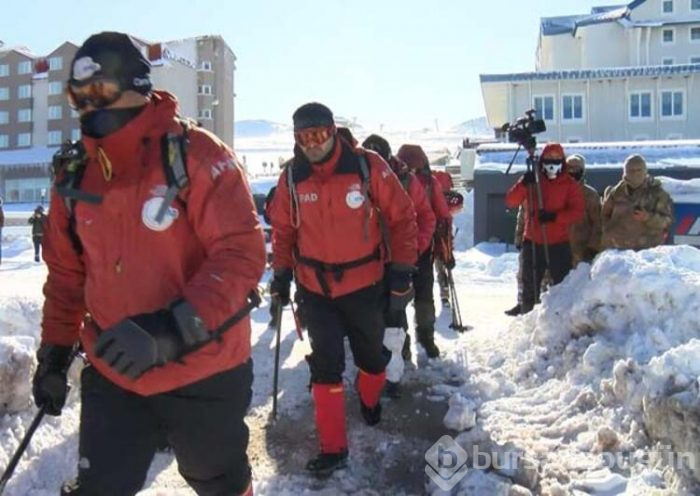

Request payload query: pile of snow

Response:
[442,245,700,494]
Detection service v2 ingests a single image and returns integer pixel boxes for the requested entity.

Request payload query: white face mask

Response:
[543,163,560,179]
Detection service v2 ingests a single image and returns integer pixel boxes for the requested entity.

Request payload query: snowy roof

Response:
[0,147,56,167]
[480,63,700,83]
[540,1,654,36]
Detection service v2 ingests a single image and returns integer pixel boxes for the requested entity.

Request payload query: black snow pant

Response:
[65,360,253,496]
[521,240,572,313]
[33,235,41,261]
[413,248,436,344]
[300,282,389,384]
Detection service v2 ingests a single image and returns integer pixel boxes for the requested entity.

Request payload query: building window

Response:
[630,92,653,119]
[49,57,63,71]
[48,105,63,120]
[48,130,62,145]
[662,29,675,44]
[0,64,8,77]
[562,95,584,121]
[198,84,212,95]
[691,27,700,42]
[691,56,700,63]
[48,81,63,95]
[71,128,81,141]
[0,87,8,100]
[4,177,51,202]
[533,95,555,121]
[17,109,32,123]
[667,133,683,139]
[0,135,8,148]
[70,108,80,119]
[199,108,212,120]
[17,60,32,75]
[693,0,700,10]
[663,57,675,65]
[0,111,8,124]
[17,133,31,147]
[663,0,674,12]
[18,84,32,99]
[200,60,212,71]
[660,90,684,118]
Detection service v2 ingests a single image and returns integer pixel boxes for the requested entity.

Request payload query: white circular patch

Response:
[72,56,102,81]
[142,197,179,232]
[346,190,365,210]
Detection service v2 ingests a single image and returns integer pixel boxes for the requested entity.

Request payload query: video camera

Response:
[501,109,546,147]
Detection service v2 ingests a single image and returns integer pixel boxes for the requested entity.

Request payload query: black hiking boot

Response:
[384,381,402,399]
[360,401,382,426]
[401,334,412,362]
[419,339,440,359]
[306,451,349,477]
[504,303,521,316]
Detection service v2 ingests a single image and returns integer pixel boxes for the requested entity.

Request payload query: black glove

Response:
[389,268,415,313]
[444,254,456,270]
[522,171,536,185]
[270,269,292,306]
[94,300,209,380]
[515,243,522,252]
[538,210,557,223]
[33,344,73,416]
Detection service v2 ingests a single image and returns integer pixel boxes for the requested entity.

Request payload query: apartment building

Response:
[480,0,700,143]
[0,34,235,203]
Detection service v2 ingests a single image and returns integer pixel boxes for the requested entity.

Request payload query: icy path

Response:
[0,237,517,495]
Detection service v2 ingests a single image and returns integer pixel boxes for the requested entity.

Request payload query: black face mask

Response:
[569,170,584,182]
[80,105,146,139]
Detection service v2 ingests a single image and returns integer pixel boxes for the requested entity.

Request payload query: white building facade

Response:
[481,0,700,142]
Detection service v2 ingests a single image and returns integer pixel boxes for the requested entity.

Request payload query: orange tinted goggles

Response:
[294,126,334,147]
[67,79,122,110]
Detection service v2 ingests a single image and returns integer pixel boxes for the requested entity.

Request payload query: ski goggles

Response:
[67,78,123,111]
[294,126,335,148]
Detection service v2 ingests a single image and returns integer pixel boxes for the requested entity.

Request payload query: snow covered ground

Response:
[2,166,700,494]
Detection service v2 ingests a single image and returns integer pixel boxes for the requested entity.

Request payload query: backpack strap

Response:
[52,141,98,255]
[155,120,190,223]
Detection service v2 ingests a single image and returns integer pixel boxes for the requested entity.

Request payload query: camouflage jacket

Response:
[570,182,602,262]
[601,176,674,250]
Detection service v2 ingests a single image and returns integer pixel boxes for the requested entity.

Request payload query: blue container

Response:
[672,203,700,247]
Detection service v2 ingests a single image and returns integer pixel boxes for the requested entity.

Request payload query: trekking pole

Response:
[0,405,47,495]
[271,302,283,421]
[0,347,79,495]
[447,269,470,333]
[289,300,304,341]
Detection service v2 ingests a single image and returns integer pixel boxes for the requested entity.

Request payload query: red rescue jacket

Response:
[388,157,436,254]
[41,91,266,395]
[271,140,418,298]
[505,171,585,245]
[415,171,451,222]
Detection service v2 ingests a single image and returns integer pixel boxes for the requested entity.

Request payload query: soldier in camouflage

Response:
[601,154,674,251]
[565,154,602,265]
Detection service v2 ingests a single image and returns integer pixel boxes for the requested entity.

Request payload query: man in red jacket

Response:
[32,32,265,496]
[505,143,585,313]
[362,134,435,398]
[270,104,418,476]
[396,144,450,358]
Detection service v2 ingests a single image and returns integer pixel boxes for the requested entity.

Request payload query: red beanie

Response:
[540,143,566,163]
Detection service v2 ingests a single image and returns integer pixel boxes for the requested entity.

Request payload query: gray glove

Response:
[94,300,209,380]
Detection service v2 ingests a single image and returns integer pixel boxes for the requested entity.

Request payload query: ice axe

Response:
[0,347,79,495]
[289,299,304,341]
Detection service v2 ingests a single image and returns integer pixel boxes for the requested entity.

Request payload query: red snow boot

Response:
[356,369,385,426]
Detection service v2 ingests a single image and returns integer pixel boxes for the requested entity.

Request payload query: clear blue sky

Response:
[3,0,600,129]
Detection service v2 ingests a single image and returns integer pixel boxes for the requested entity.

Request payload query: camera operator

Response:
[505,143,585,313]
